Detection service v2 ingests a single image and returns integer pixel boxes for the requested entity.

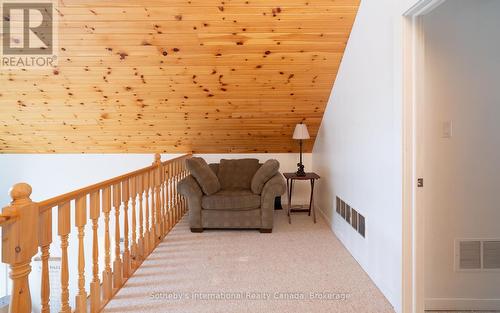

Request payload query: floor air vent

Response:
[456,240,500,270]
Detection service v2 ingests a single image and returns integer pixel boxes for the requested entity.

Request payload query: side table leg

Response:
[286,178,291,224]
[310,179,316,223]
[308,179,312,216]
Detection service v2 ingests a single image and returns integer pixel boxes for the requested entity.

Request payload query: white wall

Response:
[423,1,500,309]
[0,154,180,206]
[311,0,420,312]
[0,153,309,205]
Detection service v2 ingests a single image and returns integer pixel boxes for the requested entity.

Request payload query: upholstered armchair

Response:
[178,158,286,233]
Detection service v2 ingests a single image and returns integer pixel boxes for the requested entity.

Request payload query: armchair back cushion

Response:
[251,159,280,194]
[185,157,221,195]
[217,158,260,190]
[208,163,219,175]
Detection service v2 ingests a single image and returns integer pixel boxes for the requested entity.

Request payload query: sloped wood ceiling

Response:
[0,0,359,153]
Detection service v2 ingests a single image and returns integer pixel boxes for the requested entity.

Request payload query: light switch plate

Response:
[442,120,453,138]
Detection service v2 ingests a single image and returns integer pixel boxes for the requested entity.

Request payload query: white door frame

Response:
[402,1,446,313]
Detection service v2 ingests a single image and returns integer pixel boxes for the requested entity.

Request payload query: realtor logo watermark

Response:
[1,0,58,67]
[150,291,351,302]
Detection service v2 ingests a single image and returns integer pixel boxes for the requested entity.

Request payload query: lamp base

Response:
[296,163,306,177]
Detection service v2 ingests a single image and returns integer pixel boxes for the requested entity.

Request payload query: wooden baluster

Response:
[180,161,183,217]
[121,179,131,278]
[39,207,52,313]
[182,159,187,213]
[168,162,174,230]
[149,169,156,250]
[75,195,87,313]
[101,186,112,301]
[185,159,189,212]
[159,165,164,237]
[167,164,172,226]
[170,161,175,224]
[184,159,188,213]
[159,164,165,238]
[137,175,145,260]
[58,201,71,313]
[90,191,101,313]
[175,160,180,222]
[179,160,184,216]
[163,164,168,236]
[172,162,176,227]
[178,159,183,217]
[181,159,187,214]
[163,165,168,233]
[178,160,182,220]
[165,163,171,232]
[167,162,172,227]
[113,183,123,288]
[174,160,181,224]
[178,160,183,216]
[159,162,163,237]
[169,162,175,228]
[173,161,177,221]
[129,177,138,266]
[143,172,150,255]
[1,183,38,313]
[153,154,162,242]
[170,162,176,224]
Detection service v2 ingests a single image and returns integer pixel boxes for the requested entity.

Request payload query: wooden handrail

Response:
[0,153,191,313]
[0,215,14,226]
[38,154,191,212]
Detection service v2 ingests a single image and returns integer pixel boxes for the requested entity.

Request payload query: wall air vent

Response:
[351,209,358,230]
[358,215,365,238]
[335,196,365,238]
[458,240,481,270]
[456,239,500,271]
[483,241,500,269]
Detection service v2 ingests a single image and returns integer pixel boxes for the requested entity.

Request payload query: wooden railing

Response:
[0,153,191,313]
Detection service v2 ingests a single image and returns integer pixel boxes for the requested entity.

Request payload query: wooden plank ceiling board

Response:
[0,0,360,153]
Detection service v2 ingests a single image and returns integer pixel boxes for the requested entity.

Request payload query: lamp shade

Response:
[292,123,310,140]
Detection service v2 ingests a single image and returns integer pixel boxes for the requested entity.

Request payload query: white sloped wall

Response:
[311,0,421,312]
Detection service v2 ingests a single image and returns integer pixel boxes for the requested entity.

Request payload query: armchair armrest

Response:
[260,173,286,230]
[178,175,203,229]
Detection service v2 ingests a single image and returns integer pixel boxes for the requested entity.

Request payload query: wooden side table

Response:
[283,172,320,224]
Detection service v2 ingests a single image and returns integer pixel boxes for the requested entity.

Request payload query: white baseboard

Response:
[316,206,332,225]
[426,297,500,311]
[315,206,401,313]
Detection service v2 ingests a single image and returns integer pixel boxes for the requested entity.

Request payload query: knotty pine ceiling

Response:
[0,0,359,153]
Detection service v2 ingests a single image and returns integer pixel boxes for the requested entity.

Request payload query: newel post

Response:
[152,153,161,173]
[1,183,39,313]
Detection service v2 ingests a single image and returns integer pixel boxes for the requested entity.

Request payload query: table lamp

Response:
[293,123,310,176]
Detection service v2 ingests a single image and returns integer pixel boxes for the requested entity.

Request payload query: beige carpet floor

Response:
[104,210,395,313]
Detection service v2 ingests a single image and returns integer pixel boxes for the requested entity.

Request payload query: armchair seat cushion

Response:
[201,189,261,211]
